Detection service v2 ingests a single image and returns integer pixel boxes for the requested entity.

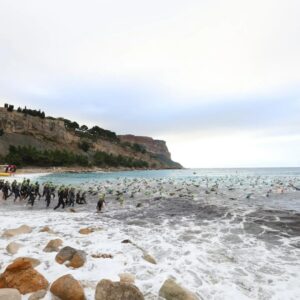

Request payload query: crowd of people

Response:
[0,179,88,209]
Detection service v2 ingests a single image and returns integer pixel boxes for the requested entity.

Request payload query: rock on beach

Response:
[2,225,32,238]
[159,279,199,300]
[95,279,144,300]
[55,246,87,268]
[43,239,63,252]
[50,274,86,300]
[6,242,23,255]
[0,259,49,295]
[0,288,22,300]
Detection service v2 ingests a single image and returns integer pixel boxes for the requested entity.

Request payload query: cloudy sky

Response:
[0,0,299,168]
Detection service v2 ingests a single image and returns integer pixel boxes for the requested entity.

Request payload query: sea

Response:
[3,168,300,299]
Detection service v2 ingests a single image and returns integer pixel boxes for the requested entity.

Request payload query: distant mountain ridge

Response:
[0,105,182,169]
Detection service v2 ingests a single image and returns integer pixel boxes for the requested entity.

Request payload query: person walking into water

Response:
[54,186,65,210]
[97,193,106,212]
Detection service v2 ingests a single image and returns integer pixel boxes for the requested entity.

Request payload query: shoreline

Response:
[14,166,183,175]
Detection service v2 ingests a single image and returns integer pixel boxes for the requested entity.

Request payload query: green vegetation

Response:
[93,151,149,168]
[4,145,149,169]
[5,104,14,112]
[4,103,46,118]
[16,106,45,118]
[64,120,118,142]
[0,129,4,136]
[78,140,91,152]
[121,142,146,154]
[64,119,80,130]
[88,126,118,141]
[5,146,89,167]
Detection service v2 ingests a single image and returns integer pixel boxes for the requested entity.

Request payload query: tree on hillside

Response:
[7,105,14,112]
[78,140,91,152]
[80,125,89,131]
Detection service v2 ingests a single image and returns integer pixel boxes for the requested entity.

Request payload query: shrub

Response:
[7,105,14,112]
[78,141,91,152]
[5,145,89,167]
[13,106,46,118]
[93,151,148,168]
[80,125,89,131]
[88,126,118,141]
[64,119,80,130]
[120,142,146,153]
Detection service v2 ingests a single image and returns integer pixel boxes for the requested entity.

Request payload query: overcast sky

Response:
[0,0,300,168]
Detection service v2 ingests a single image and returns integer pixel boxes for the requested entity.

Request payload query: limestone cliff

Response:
[0,107,182,169]
[119,135,171,160]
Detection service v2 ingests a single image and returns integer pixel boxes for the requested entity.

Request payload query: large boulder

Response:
[56,246,86,268]
[0,288,21,300]
[95,279,144,300]
[159,279,198,300]
[50,274,86,300]
[0,259,49,295]
[6,242,23,255]
[43,239,63,252]
[68,250,87,268]
[13,257,41,268]
[2,225,32,238]
[55,246,77,264]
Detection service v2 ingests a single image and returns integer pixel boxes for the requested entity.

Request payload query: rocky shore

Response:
[0,220,198,300]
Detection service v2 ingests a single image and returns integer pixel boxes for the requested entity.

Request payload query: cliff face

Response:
[0,107,182,169]
[119,135,171,160]
[0,107,79,155]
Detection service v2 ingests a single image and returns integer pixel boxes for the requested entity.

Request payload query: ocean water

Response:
[37,167,300,185]
[2,168,300,299]
[36,168,300,212]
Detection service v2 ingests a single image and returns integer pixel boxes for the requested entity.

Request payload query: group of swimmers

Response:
[0,179,88,209]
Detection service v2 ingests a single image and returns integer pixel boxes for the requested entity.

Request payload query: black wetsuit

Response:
[80,192,87,204]
[97,199,105,212]
[68,190,75,207]
[35,184,41,199]
[76,192,81,204]
[54,190,65,210]
[28,188,37,206]
[44,187,55,208]
[12,184,21,202]
[2,184,10,200]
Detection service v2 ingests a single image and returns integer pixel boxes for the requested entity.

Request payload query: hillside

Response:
[0,105,182,169]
